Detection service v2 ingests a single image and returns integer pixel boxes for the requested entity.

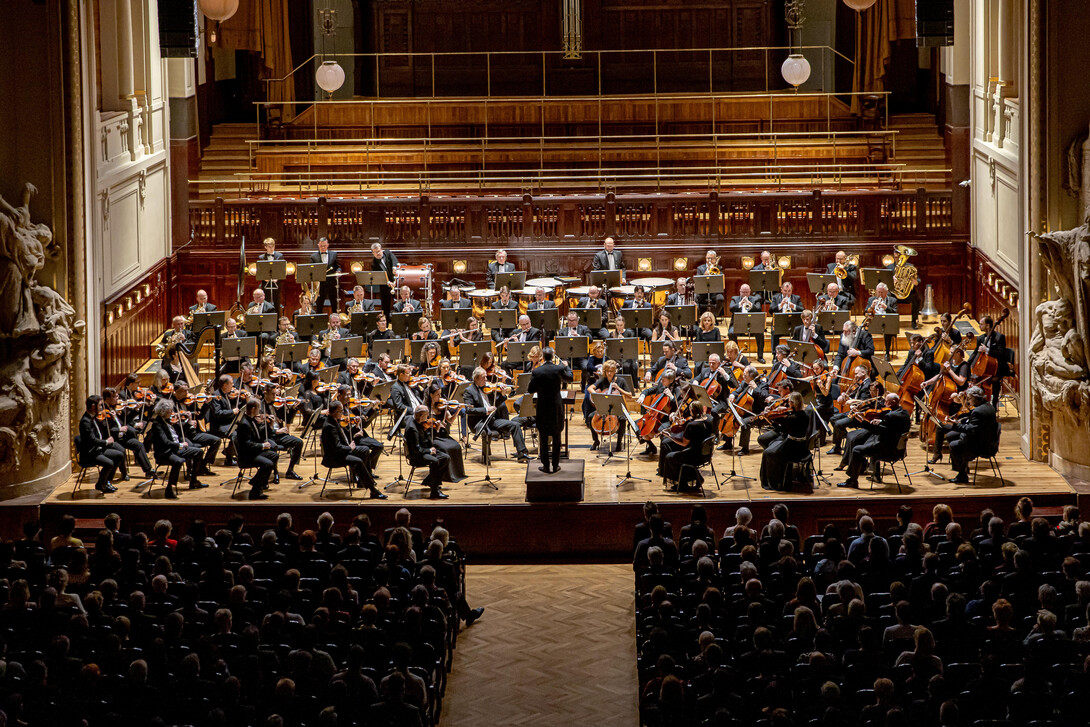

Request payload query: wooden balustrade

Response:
[188,189,957,249]
[100,260,173,390]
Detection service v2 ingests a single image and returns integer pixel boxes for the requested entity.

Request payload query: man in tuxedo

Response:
[771,281,801,314]
[258,237,286,310]
[441,286,472,309]
[825,250,858,304]
[556,311,591,373]
[321,401,387,498]
[527,287,555,312]
[77,396,124,493]
[752,250,775,271]
[464,368,531,463]
[244,288,277,344]
[728,283,766,362]
[101,388,155,480]
[945,386,1000,483]
[577,285,610,340]
[693,353,735,415]
[816,282,851,312]
[791,309,829,354]
[188,289,217,315]
[404,405,449,499]
[159,316,196,356]
[389,364,426,416]
[899,334,936,380]
[486,248,515,289]
[645,340,692,383]
[147,400,206,498]
[695,250,725,317]
[363,352,393,381]
[969,315,1010,407]
[309,236,342,313]
[235,398,279,500]
[837,393,912,488]
[346,285,374,314]
[169,382,221,474]
[500,315,542,378]
[827,365,874,456]
[490,287,520,343]
[392,285,422,313]
[207,375,242,465]
[866,282,900,359]
[592,236,625,278]
[259,385,304,481]
[622,286,654,341]
[768,345,804,386]
[527,347,573,473]
[369,241,398,317]
[832,320,875,374]
[319,313,352,370]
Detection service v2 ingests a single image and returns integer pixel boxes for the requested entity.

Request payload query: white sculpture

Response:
[0,183,84,470]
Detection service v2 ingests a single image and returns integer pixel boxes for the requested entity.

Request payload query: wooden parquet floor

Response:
[440,565,638,727]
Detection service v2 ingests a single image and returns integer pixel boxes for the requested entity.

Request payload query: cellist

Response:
[636,368,680,457]
[923,346,972,465]
[693,353,734,416]
[969,315,1009,407]
[585,360,633,453]
[722,365,767,455]
[897,334,936,420]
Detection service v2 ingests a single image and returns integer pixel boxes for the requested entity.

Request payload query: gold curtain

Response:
[851,0,917,113]
[213,0,296,117]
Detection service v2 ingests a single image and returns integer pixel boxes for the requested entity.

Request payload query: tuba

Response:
[892,245,919,299]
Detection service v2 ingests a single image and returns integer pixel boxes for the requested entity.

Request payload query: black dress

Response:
[427,406,466,483]
[759,410,811,491]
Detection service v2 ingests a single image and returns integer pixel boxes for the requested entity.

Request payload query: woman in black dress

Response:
[759,392,811,491]
[426,382,467,483]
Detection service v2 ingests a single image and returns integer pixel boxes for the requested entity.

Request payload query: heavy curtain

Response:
[213,0,295,117]
[851,0,917,113]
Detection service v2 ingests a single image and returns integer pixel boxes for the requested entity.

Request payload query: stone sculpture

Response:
[0,183,84,471]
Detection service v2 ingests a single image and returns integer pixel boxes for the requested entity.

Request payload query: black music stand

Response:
[625,307,653,330]
[440,308,473,332]
[506,342,535,366]
[693,274,725,313]
[493,271,526,292]
[691,341,726,365]
[806,273,837,296]
[664,304,698,329]
[274,342,310,369]
[909,395,948,480]
[528,308,560,332]
[588,270,622,290]
[871,313,901,339]
[606,337,639,365]
[391,311,423,338]
[748,269,781,296]
[784,339,822,367]
[293,314,327,339]
[349,311,380,337]
[807,403,835,488]
[370,338,408,363]
[772,312,802,344]
[456,341,493,370]
[330,337,365,362]
[354,270,391,289]
[255,260,288,310]
[871,355,899,389]
[648,340,666,361]
[296,262,326,301]
[860,267,894,292]
[191,311,227,331]
[731,312,766,338]
[483,309,518,334]
[589,392,627,466]
[553,336,588,365]
[246,313,278,360]
[410,338,443,364]
[222,337,258,366]
[514,372,532,396]
[817,310,850,333]
[570,307,603,331]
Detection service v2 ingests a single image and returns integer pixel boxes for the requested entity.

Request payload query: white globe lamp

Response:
[315,60,346,96]
[198,0,239,22]
[781,54,811,89]
[843,0,878,10]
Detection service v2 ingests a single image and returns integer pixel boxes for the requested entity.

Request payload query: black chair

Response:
[782,450,814,492]
[71,435,99,495]
[677,436,720,497]
[972,421,1006,487]
[868,431,911,493]
[320,466,356,497]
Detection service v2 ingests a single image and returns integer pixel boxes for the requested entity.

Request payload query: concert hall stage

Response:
[39,415,1080,560]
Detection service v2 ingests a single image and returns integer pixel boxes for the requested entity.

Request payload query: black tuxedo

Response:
[825,262,858,302]
[971,330,1009,406]
[368,249,398,316]
[390,380,425,415]
[947,403,999,475]
[770,293,802,313]
[159,328,196,356]
[816,293,851,311]
[321,419,379,490]
[486,260,516,289]
[728,295,765,359]
[464,383,529,458]
[866,294,900,357]
[899,347,937,380]
[146,416,203,493]
[832,329,875,372]
[527,300,556,311]
[78,412,124,488]
[694,263,726,315]
[621,300,654,340]
[527,361,574,470]
[592,249,625,272]
[103,407,153,477]
[392,299,423,313]
[310,249,343,312]
[207,393,239,438]
[791,323,829,353]
[576,296,609,339]
[440,298,471,310]
[235,416,278,496]
[403,419,447,493]
[844,408,912,480]
[650,354,692,381]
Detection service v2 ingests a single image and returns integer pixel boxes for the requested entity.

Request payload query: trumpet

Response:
[740,297,753,313]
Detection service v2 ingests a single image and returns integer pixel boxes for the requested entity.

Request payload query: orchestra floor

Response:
[42,410,1079,559]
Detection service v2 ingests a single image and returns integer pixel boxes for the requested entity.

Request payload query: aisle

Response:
[440,564,638,727]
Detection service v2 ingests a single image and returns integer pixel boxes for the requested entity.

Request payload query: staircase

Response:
[193,123,253,200]
[889,112,950,190]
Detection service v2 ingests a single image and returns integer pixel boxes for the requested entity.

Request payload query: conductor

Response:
[527,347,574,473]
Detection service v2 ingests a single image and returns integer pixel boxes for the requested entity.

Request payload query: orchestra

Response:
[93,238,1018,502]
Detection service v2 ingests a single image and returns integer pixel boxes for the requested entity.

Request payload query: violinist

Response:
[577,286,610,340]
[728,283,766,363]
[412,316,439,341]
[825,251,859,304]
[527,287,556,312]
[651,312,681,345]
[333,385,385,481]
[338,358,367,397]
[637,368,679,456]
[417,341,443,375]
[425,382,467,483]
[346,285,374,314]
[524,345,544,373]
[147,399,206,499]
[441,285,472,310]
[866,282,900,359]
[320,401,388,499]
[695,250,726,316]
[117,373,154,432]
[463,367,532,463]
[756,380,797,451]
[169,381,220,475]
[621,286,654,341]
[943,386,1000,484]
[403,405,451,499]
[969,315,1009,407]
[816,282,851,313]
[208,375,242,466]
[607,314,640,382]
[149,369,172,400]
[808,358,837,421]
[293,347,329,378]
[437,358,471,446]
[102,387,155,480]
[759,391,810,492]
[646,340,692,384]
[298,372,328,431]
[585,360,632,453]
[490,287,519,343]
[479,351,510,385]
[236,362,260,398]
[260,385,304,481]
[831,320,875,375]
[391,364,427,416]
[236,398,279,500]
[392,285,422,314]
[827,365,873,456]
[791,309,829,354]
[77,395,125,493]
[836,392,911,489]
[363,351,393,382]
[218,317,249,375]
[835,379,887,472]
[661,401,715,492]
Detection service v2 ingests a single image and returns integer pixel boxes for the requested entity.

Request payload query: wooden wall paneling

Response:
[100,259,171,390]
[969,247,1021,394]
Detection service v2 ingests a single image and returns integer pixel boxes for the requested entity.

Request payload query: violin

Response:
[482,383,512,395]
[442,371,469,386]
[436,398,464,411]
[420,417,442,430]
[161,383,174,394]
[133,387,155,401]
[184,393,211,406]
[353,371,380,384]
[94,410,111,421]
[338,415,362,428]
[409,375,432,388]
[850,405,891,423]
[347,397,374,409]
[274,396,303,408]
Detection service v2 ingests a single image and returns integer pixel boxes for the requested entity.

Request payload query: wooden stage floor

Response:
[42,409,1076,559]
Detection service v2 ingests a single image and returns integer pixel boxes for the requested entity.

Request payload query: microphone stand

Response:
[808,403,834,488]
[464,390,501,490]
[384,408,410,490]
[722,397,756,494]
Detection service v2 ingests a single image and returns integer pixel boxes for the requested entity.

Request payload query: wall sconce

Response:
[350,261,364,274]
[143,283,151,297]
[285,262,297,275]
[134,291,142,304]
[1010,291,1019,306]
[741,256,755,270]
[115,304,124,318]
[637,258,652,272]
[107,311,114,325]
[452,260,468,275]
[672,257,689,271]
[881,253,895,267]
[777,255,792,270]
[987,273,995,286]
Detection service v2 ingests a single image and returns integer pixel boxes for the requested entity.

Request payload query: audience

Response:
[637,498,1090,726]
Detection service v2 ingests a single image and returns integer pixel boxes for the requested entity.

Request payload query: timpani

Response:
[467,288,498,319]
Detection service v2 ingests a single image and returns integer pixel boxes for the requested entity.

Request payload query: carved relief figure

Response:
[0,183,83,470]
[1032,218,1090,426]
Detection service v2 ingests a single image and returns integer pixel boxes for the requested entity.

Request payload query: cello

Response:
[918,337,971,447]
[928,303,972,366]
[970,307,1010,399]
[896,343,928,413]
[720,384,754,439]
[637,387,674,441]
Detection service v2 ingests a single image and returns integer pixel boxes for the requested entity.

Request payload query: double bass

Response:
[918,337,972,448]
